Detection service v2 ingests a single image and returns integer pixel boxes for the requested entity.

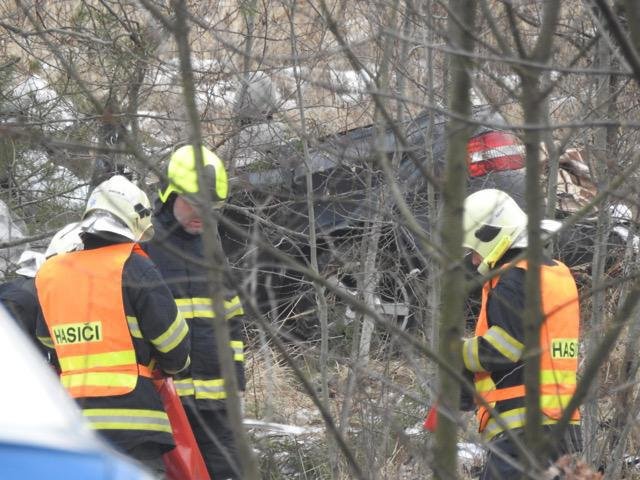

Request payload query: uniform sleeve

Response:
[0,280,36,336]
[35,304,53,349]
[225,291,246,391]
[2,296,29,334]
[124,254,191,375]
[462,268,526,373]
[35,305,60,369]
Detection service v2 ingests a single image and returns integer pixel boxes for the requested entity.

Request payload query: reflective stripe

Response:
[175,297,244,320]
[176,298,213,319]
[164,356,191,375]
[151,311,189,353]
[174,378,195,396]
[483,326,524,363]
[484,408,526,439]
[475,375,496,394]
[58,350,137,371]
[83,408,172,433]
[230,340,244,362]
[224,296,244,320]
[175,377,229,400]
[126,316,142,339]
[462,337,483,372]
[540,394,574,410]
[194,378,226,400]
[540,369,577,386]
[483,407,579,440]
[61,371,137,390]
[38,336,54,348]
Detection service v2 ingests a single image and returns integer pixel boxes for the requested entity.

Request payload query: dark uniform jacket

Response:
[142,204,246,410]
[36,235,190,453]
[0,276,45,355]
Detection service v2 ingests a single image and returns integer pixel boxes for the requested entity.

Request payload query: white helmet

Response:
[463,189,562,274]
[609,204,633,224]
[45,222,84,258]
[80,175,153,241]
[15,250,45,277]
[463,189,528,274]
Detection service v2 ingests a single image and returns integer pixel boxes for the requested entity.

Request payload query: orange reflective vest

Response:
[36,243,152,398]
[474,260,580,440]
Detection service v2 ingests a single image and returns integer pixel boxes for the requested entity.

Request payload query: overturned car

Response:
[220,107,636,339]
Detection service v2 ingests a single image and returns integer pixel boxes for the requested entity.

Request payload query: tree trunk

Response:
[432,2,475,478]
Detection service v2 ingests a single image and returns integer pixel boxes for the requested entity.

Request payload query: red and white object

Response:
[467,131,526,177]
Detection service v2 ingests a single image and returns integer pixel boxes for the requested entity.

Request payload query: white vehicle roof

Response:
[0,305,102,452]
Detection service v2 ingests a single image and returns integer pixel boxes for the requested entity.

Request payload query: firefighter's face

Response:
[173,195,203,234]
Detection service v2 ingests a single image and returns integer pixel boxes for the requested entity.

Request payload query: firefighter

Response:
[1,223,83,358]
[35,175,191,476]
[143,145,246,480]
[0,250,45,344]
[461,189,582,479]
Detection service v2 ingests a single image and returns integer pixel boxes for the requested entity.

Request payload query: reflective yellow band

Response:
[61,372,138,390]
[152,311,189,353]
[224,296,244,320]
[126,316,143,339]
[475,376,496,394]
[58,350,137,372]
[38,336,54,348]
[483,407,579,440]
[176,298,209,319]
[483,326,523,363]
[230,340,244,362]
[463,337,483,372]
[158,355,190,376]
[175,377,229,400]
[194,378,226,400]
[540,394,574,410]
[83,408,171,433]
[540,369,577,385]
[174,378,195,396]
[484,408,526,440]
[176,296,244,320]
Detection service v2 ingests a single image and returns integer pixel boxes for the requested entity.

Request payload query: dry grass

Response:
[245,343,320,425]
[243,341,489,478]
[243,340,435,478]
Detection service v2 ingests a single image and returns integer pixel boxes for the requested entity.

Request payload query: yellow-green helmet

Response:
[158,145,228,204]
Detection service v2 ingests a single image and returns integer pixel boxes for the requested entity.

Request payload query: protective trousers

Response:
[481,424,582,480]
[184,403,241,480]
